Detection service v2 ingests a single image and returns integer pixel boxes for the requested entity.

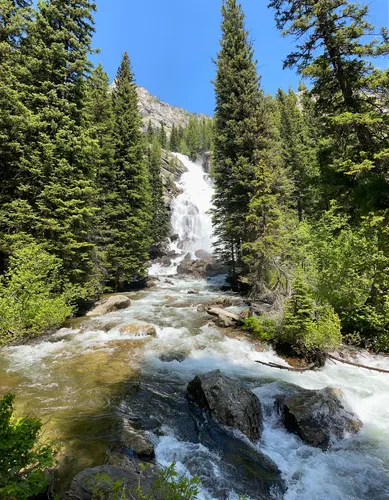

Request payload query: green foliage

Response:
[282,274,342,353]
[90,463,201,500]
[147,139,170,248]
[0,243,72,345]
[0,394,56,500]
[243,316,279,342]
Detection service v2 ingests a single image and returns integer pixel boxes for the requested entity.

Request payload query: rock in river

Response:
[187,369,262,441]
[87,295,131,316]
[67,464,157,500]
[276,386,362,449]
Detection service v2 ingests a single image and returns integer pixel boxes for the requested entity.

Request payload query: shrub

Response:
[0,394,56,500]
[282,274,342,354]
[243,316,279,342]
[91,462,201,500]
[0,243,73,345]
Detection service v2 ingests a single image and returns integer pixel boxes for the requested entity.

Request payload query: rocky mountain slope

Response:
[137,86,209,132]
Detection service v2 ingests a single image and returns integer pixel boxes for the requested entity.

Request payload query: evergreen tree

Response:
[169,123,179,152]
[158,122,167,149]
[185,115,201,160]
[269,0,389,213]
[108,52,152,290]
[0,0,33,272]
[147,139,170,248]
[85,63,115,282]
[213,0,291,293]
[147,119,154,143]
[212,0,263,272]
[276,88,319,220]
[1,0,99,298]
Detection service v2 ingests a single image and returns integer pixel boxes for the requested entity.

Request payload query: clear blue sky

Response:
[92,0,388,116]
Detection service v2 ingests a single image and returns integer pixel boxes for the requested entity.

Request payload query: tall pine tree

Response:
[108,52,151,290]
[2,0,100,298]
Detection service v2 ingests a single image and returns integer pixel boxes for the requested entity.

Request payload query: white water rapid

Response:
[149,153,214,276]
[0,156,388,499]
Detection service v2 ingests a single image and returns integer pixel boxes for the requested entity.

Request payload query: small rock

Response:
[87,295,131,317]
[188,289,200,295]
[164,279,174,285]
[119,324,157,337]
[158,352,187,362]
[276,386,362,449]
[187,369,262,441]
[122,427,155,460]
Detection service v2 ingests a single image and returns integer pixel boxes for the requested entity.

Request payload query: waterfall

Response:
[149,153,214,276]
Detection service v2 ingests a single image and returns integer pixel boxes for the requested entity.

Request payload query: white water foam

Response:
[149,153,214,276]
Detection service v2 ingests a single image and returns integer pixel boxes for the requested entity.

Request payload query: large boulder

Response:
[177,258,227,278]
[67,464,158,500]
[187,370,262,441]
[276,386,362,449]
[87,295,131,317]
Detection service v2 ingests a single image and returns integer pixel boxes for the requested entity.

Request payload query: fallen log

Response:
[328,354,389,374]
[255,360,317,372]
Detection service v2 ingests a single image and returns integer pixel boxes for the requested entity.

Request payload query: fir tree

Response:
[276,88,319,220]
[268,0,389,213]
[1,0,99,298]
[169,123,179,152]
[147,140,170,248]
[0,0,32,271]
[213,0,291,292]
[147,119,154,143]
[158,122,167,149]
[212,0,263,273]
[108,52,152,290]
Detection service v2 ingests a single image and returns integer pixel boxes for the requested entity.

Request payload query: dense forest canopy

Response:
[0,0,388,358]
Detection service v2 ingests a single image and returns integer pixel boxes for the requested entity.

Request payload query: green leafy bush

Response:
[243,316,279,342]
[91,462,201,500]
[0,243,73,345]
[282,274,342,354]
[0,394,56,500]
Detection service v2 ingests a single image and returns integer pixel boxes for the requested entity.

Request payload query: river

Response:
[0,154,388,499]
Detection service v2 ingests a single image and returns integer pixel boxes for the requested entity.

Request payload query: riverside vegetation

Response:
[0,0,389,497]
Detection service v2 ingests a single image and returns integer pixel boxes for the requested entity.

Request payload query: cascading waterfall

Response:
[149,153,214,276]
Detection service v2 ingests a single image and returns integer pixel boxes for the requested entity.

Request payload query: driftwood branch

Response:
[328,354,389,374]
[255,360,317,372]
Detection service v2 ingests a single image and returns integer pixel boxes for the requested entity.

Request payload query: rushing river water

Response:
[0,155,389,499]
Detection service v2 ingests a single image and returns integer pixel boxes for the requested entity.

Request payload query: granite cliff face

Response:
[137,86,210,133]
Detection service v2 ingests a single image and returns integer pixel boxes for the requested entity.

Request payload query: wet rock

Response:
[145,279,158,289]
[119,324,157,337]
[216,313,236,328]
[188,289,200,295]
[207,307,240,327]
[158,351,187,362]
[164,279,174,285]
[276,386,362,449]
[67,464,158,500]
[122,427,155,460]
[187,369,263,441]
[87,295,131,317]
[177,258,225,278]
[195,249,213,259]
[161,257,172,267]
